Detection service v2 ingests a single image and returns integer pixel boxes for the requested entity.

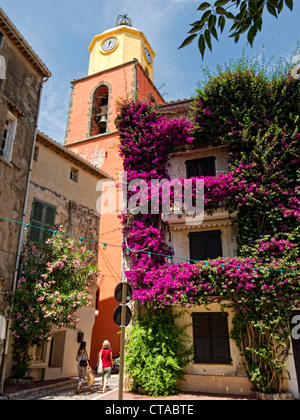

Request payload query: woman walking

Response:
[76,341,90,394]
[98,340,113,393]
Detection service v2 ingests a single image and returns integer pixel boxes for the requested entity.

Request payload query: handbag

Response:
[87,367,95,387]
[97,350,103,374]
[79,351,88,367]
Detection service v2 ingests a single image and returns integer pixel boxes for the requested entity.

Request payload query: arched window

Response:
[90,85,109,136]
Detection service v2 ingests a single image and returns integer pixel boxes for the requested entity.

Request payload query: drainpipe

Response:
[0,76,47,394]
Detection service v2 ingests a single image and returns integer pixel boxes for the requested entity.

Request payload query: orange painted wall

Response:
[65,60,164,367]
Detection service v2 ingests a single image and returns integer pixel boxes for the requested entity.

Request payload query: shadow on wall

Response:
[90,296,121,368]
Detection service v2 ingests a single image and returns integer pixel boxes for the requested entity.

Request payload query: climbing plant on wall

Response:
[115,56,300,394]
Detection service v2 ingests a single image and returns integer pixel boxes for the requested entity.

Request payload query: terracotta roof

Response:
[159,98,194,116]
[36,131,113,180]
[0,8,51,79]
[160,98,194,106]
[159,98,194,109]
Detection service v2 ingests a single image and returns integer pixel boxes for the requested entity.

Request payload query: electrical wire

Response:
[0,215,299,275]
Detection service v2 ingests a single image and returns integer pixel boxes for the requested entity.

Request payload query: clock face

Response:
[144,47,152,65]
[102,37,118,52]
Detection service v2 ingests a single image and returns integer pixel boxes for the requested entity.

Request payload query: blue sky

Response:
[2,0,300,142]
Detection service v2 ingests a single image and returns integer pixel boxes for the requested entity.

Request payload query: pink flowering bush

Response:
[116,59,300,393]
[8,226,99,378]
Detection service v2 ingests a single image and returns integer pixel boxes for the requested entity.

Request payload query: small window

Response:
[192,312,231,364]
[189,230,222,261]
[186,157,216,178]
[70,167,79,182]
[0,31,3,49]
[0,112,17,162]
[33,146,39,161]
[29,199,56,243]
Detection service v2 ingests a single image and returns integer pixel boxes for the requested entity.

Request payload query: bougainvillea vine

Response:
[115,62,300,393]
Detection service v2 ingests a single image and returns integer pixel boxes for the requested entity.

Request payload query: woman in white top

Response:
[76,341,90,393]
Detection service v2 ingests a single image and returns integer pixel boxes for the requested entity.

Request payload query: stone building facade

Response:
[19,131,109,381]
[0,8,51,391]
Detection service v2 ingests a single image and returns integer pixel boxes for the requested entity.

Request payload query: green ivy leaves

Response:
[180,0,294,58]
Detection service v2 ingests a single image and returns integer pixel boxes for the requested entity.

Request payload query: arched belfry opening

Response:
[90,84,109,136]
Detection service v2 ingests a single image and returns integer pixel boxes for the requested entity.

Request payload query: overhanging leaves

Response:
[181,0,295,58]
[179,34,198,49]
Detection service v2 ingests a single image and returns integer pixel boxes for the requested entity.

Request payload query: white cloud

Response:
[3,0,300,140]
[39,75,70,143]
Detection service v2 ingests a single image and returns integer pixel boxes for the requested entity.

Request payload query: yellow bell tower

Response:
[65,13,164,365]
[88,14,155,83]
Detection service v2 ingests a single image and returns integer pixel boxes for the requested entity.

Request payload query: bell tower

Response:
[64,14,164,366]
[88,13,155,83]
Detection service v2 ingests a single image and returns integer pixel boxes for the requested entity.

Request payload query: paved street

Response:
[26,375,256,401]
[7,372,257,401]
[32,374,119,400]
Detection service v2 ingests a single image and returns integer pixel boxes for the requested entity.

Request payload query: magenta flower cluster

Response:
[116,67,300,394]
[116,70,300,308]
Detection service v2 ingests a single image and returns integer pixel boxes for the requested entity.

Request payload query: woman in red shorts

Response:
[98,340,113,393]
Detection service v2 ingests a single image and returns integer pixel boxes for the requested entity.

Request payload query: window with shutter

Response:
[192,312,232,364]
[0,112,17,162]
[186,157,216,179]
[189,230,222,261]
[29,199,56,243]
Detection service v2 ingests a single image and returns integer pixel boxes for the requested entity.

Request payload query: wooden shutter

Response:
[29,200,56,243]
[186,159,200,178]
[193,313,212,363]
[205,230,223,259]
[186,157,216,178]
[193,313,231,364]
[210,313,231,364]
[29,201,44,242]
[201,157,216,177]
[43,205,56,241]
[189,232,206,261]
[189,230,222,261]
